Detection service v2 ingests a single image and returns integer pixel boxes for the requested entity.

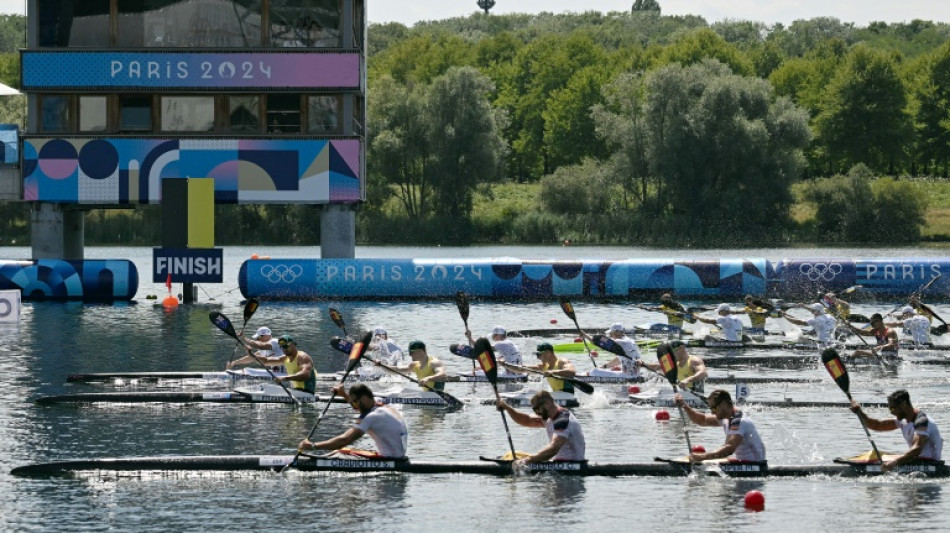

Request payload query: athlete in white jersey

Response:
[497,390,586,463]
[583,323,641,377]
[229,326,287,373]
[299,384,409,458]
[697,304,744,342]
[886,307,931,346]
[676,389,766,462]
[467,325,522,372]
[851,389,942,471]
[371,327,408,366]
[784,303,838,346]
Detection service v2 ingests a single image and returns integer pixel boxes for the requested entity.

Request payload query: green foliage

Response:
[540,159,611,215]
[659,28,754,76]
[813,45,912,174]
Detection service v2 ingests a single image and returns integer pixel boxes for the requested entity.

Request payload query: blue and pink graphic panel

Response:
[0,259,137,301]
[238,258,950,301]
[22,51,361,90]
[23,138,362,204]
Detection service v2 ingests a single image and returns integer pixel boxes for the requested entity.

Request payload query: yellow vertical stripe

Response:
[187,178,215,247]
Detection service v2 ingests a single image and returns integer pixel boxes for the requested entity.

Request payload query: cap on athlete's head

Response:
[373,326,387,336]
[605,323,625,335]
[668,340,686,352]
[535,342,554,356]
[253,326,272,339]
[660,293,674,303]
[490,326,507,337]
[900,306,915,316]
[717,303,731,314]
[277,334,295,346]
[809,303,825,314]
[408,340,426,352]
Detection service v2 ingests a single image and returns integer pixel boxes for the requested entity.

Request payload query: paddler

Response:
[299,384,409,459]
[496,390,586,464]
[674,389,766,463]
[640,341,707,393]
[885,307,931,346]
[466,325,523,371]
[783,303,838,347]
[228,326,286,373]
[742,294,775,333]
[393,340,448,392]
[580,323,641,377]
[695,304,745,342]
[851,313,899,359]
[823,291,851,319]
[512,342,577,394]
[849,389,943,470]
[639,293,694,335]
[250,334,316,394]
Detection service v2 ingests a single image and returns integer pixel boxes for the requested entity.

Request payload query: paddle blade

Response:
[328,308,346,330]
[209,312,237,340]
[345,332,372,374]
[449,343,475,359]
[243,298,259,323]
[841,285,863,295]
[330,336,354,355]
[933,324,949,336]
[656,343,678,385]
[472,337,498,384]
[591,334,626,357]
[455,291,470,323]
[559,298,577,322]
[821,348,850,394]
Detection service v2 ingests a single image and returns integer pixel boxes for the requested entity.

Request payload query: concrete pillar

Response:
[31,203,84,260]
[320,204,355,258]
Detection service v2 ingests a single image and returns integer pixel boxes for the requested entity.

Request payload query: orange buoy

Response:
[628,385,641,394]
[162,295,179,309]
[250,253,260,259]
[654,409,670,421]
[744,490,765,512]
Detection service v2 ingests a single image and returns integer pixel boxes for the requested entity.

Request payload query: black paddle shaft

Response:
[821,349,884,463]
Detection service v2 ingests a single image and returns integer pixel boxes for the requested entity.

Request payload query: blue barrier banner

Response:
[153,248,223,283]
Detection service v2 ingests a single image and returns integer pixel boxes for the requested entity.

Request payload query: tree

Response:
[912,41,950,175]
[425,67,507,220]
[542,66,611,170]
[597,60,811,244]
[477,0,496,14]
[813,46,912,174]
[632,0,661,14]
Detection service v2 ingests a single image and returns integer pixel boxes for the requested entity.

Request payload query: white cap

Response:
[900,306,915,316]
[252,326,272,339]
[717,303,731,313]
[606,323,625,334]
[809,303,825,313]
[490,326,506,336]
[373,327,387,336]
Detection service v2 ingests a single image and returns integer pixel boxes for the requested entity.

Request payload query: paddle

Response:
[497,362,594,395]
[473,337,518,460]
[883,275,940,319]
[559,298,598,368]
[328,307,348,338]
[455,291,477,373]
[657,345,694,455]
[823,300,889,367]
[209,311,299,406]
[821,348,883,463]
[361,356,463,408]
[227,298,260,367]
[280,331,372,474]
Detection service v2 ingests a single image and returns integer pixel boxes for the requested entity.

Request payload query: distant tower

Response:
[477,0,496,14]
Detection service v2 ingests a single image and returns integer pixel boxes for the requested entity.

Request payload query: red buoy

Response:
[691,445,706,453]
[744,490,765,512]
[628,385,641,394]
[551,319,558,324]
[590,350,598,357]
[654,409,670,421]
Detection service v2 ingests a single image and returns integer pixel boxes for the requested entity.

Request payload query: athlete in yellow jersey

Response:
[247,335,316,394]
[641,340,707,393]
[516,343,577,394]
[395,340,447,392]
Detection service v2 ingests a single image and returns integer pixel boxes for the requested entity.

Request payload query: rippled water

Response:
[4,245,950,532]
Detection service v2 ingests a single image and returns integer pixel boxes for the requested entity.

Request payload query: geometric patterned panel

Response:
[23,137,363,205]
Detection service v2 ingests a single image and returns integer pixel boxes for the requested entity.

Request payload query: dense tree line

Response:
[0,10,946,246]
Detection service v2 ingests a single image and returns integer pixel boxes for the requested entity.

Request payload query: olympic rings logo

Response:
[260,264,303,284]
[798,262,843,282]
